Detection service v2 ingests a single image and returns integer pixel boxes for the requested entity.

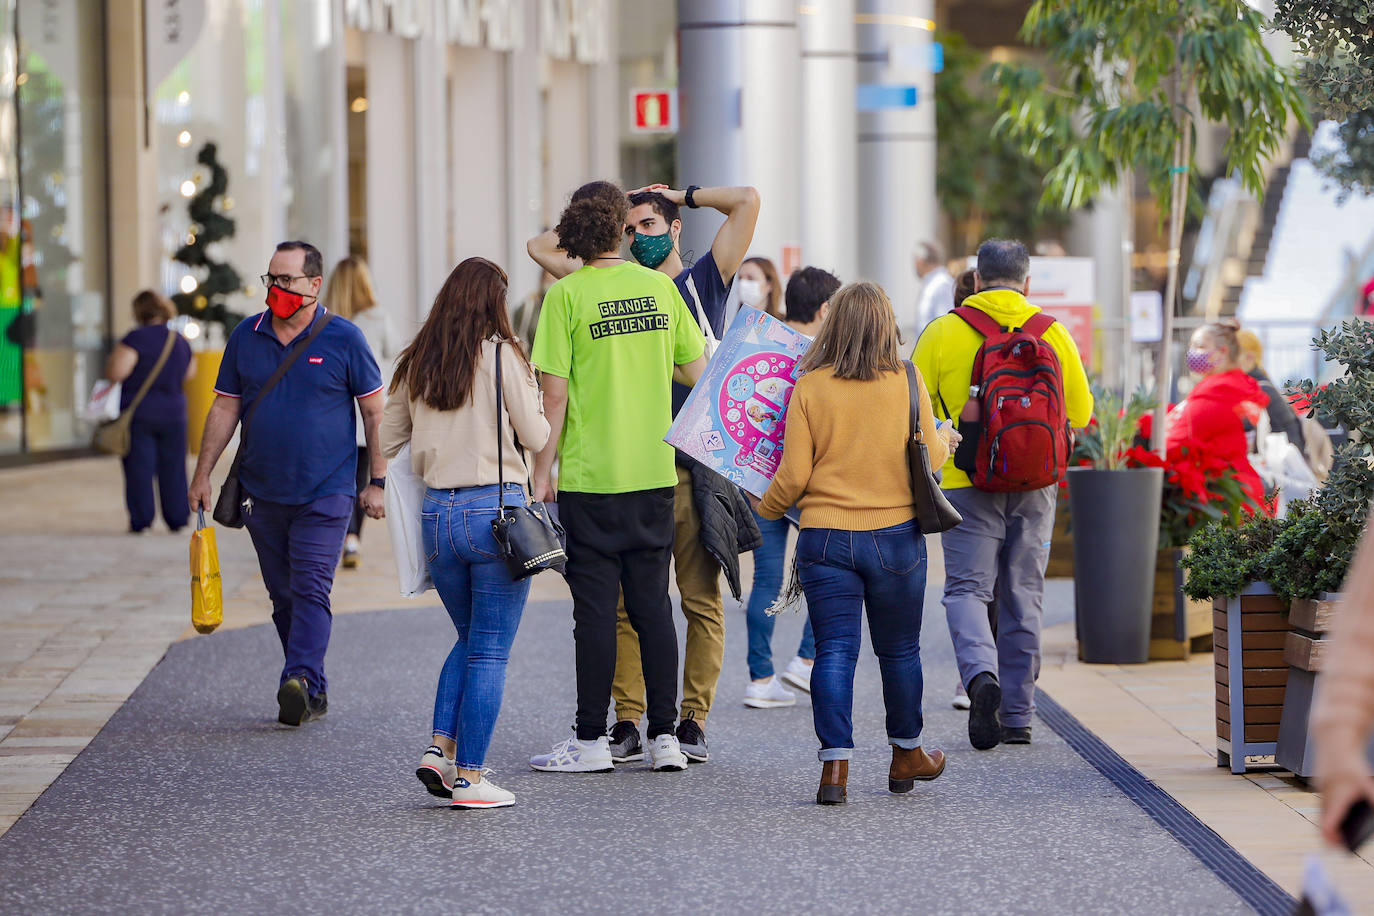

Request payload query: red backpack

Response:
[949,306,1071,492]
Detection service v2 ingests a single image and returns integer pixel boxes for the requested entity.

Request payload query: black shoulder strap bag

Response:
[213,313,334,528]
[904,361,962,534]
[490,341,567,579]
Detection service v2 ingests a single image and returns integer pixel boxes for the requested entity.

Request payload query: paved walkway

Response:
[0,456,1366,911]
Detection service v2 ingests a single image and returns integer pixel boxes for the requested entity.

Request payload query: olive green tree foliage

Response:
[1274,0,1374,198]
[934,33,1072,254]
[172,143,243,333]
[992,0,1310,452]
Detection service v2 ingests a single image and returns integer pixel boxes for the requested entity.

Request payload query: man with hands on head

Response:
[188,240,385,728]
[528,182,761,765]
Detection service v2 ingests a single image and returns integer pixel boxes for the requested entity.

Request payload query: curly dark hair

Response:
[556,181,628,262]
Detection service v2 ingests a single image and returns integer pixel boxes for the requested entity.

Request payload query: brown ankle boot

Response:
[816,760,848,805]
[889,746,947,793]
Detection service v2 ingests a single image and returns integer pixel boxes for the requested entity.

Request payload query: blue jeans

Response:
[745,510,815,680]
[242,492,354,696]
[423,483,531,770]
[796,521,928,762]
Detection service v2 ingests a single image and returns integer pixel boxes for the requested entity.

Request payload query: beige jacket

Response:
[380,338,550,493]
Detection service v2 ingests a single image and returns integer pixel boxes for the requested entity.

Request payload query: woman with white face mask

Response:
[737,257,784,321]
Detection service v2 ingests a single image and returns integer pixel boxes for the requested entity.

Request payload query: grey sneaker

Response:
[607,720,644,763]
[676,717,709,763]
[416,746,456,799]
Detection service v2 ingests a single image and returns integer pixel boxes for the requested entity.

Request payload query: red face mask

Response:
[266,284,310,320]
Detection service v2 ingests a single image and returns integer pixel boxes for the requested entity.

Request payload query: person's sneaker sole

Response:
[611,750,645,763]
[743,695,797,709]
[451,797,515,809]
[682,748,708,764]
[780,672,811,693]
[529,761,614,773]
[276,678,309,726]
[968,679,1002,751]
[415,766,453,799]
[652,757,688,772]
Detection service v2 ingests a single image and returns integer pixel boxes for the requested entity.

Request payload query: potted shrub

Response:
[1184,515,1286,774]
[1068,386,1163,664]
[1124,442,1254,659]
[1266,321,1374,778]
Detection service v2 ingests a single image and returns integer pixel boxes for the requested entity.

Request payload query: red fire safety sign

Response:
[631,90,677,133]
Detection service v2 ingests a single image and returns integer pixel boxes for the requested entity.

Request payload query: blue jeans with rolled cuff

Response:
[795,520,928,762]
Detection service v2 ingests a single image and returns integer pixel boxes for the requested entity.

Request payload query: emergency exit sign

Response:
[631,89,677,133]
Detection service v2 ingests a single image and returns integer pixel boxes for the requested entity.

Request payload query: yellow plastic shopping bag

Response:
[190,509,223,634]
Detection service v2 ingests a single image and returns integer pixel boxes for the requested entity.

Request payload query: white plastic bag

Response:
[1250,429,1319,518]
[83,379,122,422]
[384,442,432,597]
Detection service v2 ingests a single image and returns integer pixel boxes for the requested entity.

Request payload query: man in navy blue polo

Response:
[188,240,385,726]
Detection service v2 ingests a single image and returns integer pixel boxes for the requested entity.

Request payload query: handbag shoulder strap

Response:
[241,312,335,436]
[122,327,178,417]
[494,341,507,512]
[904,361,924,444]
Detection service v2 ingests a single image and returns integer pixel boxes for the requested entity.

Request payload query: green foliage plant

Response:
[1073,383,1156,470]
[171,142,243,333]
[1262,319,1374,599]
[1274,0,1374,198]
[993,0,1311,453]
[1181,512,1283,601]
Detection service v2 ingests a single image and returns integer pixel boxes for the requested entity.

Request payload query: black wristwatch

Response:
[369,477,386,489]
[684,185,701,209]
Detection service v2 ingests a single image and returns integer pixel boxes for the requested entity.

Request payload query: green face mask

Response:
[630,230,674,269]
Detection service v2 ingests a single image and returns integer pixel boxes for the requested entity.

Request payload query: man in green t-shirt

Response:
[528,180,708,775]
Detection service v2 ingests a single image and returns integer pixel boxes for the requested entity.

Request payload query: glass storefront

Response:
[0,0,108,456]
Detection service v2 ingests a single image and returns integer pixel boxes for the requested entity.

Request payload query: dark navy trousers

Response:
[121,418,189,533]
[242,492,353,696]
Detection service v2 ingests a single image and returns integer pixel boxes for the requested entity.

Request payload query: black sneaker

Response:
[1002,725,1031,745]
[277,676,310,726]
[676,717,709,763]
[967,672,1002,751]
[607,720,643,763]
[309,691,328,720]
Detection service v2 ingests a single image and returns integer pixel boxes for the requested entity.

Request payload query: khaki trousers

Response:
[612,465,725,723]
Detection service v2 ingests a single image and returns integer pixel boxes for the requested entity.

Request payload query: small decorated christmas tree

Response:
[171,142,243,333]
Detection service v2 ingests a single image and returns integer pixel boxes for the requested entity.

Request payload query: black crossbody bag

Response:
[490,341,567,579]
[213,314,334,528]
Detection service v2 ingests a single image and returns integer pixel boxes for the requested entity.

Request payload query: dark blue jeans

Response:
[745,510,815,680]
[796,521,928,762]
[121,418,189,532]
[423,483,531,770]
[243,492,353,696]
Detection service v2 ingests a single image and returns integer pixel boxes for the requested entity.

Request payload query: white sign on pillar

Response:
[144,0,207,92]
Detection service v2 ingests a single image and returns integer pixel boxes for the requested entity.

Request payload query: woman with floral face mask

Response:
[1165,321,1271,514]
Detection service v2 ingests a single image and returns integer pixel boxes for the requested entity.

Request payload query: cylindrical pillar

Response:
[800,1,857,281]
[856,0,937,329]
[677,1,799,272]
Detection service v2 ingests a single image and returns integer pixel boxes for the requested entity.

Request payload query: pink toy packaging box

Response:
[666,307,812,499]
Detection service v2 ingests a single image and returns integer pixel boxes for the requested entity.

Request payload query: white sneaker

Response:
[744,676,797,709]
[952,682,971,711]
[529,735,614,773]
[451,770,515,809]
[650,733,689,771]
[416,745,457,798]
[780,656,813,694]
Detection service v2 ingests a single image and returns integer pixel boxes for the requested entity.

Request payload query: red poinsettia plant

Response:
[1122,442,1257,549]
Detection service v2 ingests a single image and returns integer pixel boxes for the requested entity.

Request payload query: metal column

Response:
[677,1,799,272]
[856,1,937,324]
[800,1,857,281]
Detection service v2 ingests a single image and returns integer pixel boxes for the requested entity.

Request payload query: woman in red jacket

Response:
[1166,321,1270,512]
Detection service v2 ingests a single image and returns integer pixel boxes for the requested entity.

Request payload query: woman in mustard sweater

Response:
[758,281,953,805]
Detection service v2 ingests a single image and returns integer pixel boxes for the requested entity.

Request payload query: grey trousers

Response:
[941,485,1058,729]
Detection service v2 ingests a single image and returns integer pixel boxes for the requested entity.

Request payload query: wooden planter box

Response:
[1215,583,1290,773]
[1276,594,1340,780]
[1046,489,1074,578]
[1149,547,1214,660]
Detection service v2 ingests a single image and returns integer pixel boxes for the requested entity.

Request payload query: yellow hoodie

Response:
[913,288,1094,490]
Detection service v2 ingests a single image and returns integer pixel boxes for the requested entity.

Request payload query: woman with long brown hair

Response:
[737,256,783,320]
[325,256,398,567]
[380,256,549,810]
[758,281,953,806]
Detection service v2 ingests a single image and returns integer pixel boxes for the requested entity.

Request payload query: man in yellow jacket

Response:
[914,239,1093,751]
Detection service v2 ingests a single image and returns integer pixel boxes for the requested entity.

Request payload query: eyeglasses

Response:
[260,273,310,288]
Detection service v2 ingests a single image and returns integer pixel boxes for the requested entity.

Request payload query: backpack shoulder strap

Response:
[1020,311,1056,338]
[952,305,1004,339]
